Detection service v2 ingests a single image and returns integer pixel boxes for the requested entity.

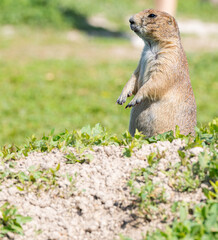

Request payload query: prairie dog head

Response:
[129,9,180,42]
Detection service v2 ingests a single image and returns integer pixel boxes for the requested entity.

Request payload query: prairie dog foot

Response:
[125,94,143,108]
[116,91,133,105]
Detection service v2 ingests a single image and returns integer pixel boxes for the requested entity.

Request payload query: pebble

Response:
[104,200,114,209]
[189,147,204,156]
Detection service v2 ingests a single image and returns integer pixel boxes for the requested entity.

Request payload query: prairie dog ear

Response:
[171,17,178,27]
[167,16,174,25]
[168,17,178,30]
[168,20,172,25]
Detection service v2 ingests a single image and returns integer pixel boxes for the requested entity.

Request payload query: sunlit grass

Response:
[0,0,217,32]
[0,28,217,146]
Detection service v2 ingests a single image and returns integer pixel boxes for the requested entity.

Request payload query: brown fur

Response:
[117,9,196,137]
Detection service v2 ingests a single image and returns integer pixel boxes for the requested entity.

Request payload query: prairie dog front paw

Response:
[125,95,143,108]
[116,91,132,105]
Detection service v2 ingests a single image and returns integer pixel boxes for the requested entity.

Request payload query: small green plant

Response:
[127,163,166,220]
[0,169,12,184]
[0,164,77,197]
[167,160,201,192]
[203,180,218,201]
[116,129,146,157]
[57,172,77,198]
[65,152,93,164]
[119,235,133,240]
[144,200,218,240]
[166,146,217,192]
[177,149,187,165]
[1,119,217,162]
[0,164,61,193]
[197,150,218,180]
[0,202,31,237]
[147,151,166,166]
[15,164,61,193]
[0,145,18,161]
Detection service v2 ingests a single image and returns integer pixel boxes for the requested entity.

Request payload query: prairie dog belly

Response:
[129,97,179,137]
[129,101,153,137]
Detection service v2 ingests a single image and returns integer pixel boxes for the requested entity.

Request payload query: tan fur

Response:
[117,9,196,137]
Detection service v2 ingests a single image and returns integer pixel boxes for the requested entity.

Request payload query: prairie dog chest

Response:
[138,43,159,86]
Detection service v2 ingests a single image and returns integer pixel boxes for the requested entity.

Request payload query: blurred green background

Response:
[0,0,217,146]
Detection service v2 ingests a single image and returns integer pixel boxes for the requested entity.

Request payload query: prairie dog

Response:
[117,9,196,137]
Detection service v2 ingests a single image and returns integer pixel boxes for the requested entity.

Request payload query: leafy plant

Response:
[167,145,217,192]
[65,152,93,164]
[127,163,166,220]
[167,159,201,192]
[203,180,218,201]
[15,164,61,192]
[0,164,77,197]
[0,164,61,193]
[144,201,218,240]
[147,151,166,166]
[122,130,146,157]
[1,118,217,162]
[0,202,31,237]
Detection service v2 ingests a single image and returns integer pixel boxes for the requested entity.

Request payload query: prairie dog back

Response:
[117,9,196,137]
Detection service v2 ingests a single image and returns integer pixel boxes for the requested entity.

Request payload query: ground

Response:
[0,139,208,240]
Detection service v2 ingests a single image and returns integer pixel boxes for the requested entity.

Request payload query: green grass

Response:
[0,1,217,147]
[0,0,151,30]
[0,0,217,31]
[188,52,218,123]
[0,57,131,145]
[0,54,216,146]
[0,29,217,146]
[178,0,218,22]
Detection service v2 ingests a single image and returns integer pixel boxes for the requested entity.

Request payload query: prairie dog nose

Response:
[129,17,135,24]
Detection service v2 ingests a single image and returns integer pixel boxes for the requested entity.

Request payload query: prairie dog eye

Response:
[148,13,157,18]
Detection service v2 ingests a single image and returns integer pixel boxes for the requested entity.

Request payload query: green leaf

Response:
[178,150,186,160]
[81,125,91,135]
[123,148,131,157]
[179,204,188,222]
[56,163,60,171]
[16,186,24,191]
[147,152,157,166]
[50,128,55,135]
[171,201,179,213]
[175,125,181,138]
[15,215,32,224]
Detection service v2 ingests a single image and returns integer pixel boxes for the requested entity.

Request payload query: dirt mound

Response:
[0,139,206,240]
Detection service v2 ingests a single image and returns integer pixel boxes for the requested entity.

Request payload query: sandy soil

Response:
[0,139,206,240]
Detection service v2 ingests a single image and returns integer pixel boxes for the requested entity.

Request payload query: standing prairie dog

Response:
[117,9,196,137]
